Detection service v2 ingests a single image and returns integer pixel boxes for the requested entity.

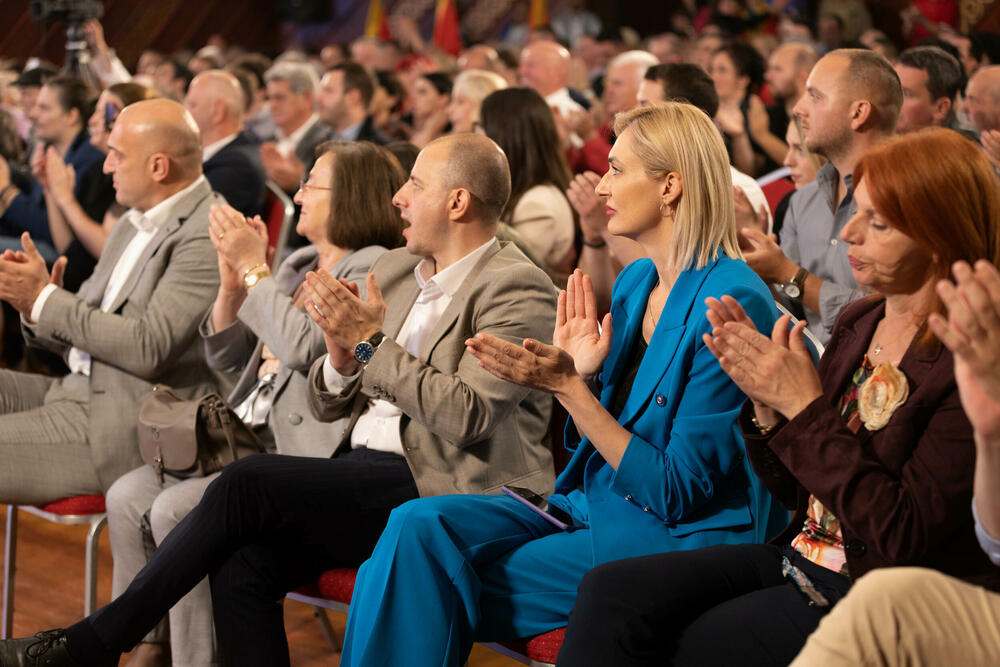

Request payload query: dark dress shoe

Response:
[0,630,82,666]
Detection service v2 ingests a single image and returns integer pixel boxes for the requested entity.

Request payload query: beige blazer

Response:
[24,178,230,489]
[308,240,558,498]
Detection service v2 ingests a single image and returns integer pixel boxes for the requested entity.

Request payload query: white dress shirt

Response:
[275,113,320,158]
[202,132,239,163]
[323,239,496,456]
[29,176,209,376]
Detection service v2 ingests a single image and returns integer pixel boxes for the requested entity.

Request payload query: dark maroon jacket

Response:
[741,297,1000,591]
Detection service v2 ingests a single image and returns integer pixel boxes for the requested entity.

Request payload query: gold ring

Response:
[218,231,226,240]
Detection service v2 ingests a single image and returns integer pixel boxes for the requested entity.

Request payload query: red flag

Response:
[433,0,462,56]
[364,0,392,40]
[528,0,549,28]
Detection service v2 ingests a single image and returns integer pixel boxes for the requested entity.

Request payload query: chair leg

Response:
[83,516,107,617]
[2,506,18,639]
[310,605,341,653]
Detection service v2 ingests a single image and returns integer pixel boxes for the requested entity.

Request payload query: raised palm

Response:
[553,270,613,381]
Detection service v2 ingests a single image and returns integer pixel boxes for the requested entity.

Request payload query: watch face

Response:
[783,282,802,299]
[354,341,375,364]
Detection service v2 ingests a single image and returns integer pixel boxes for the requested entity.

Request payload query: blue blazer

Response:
[549,255,788,565]
[204,131,268,219]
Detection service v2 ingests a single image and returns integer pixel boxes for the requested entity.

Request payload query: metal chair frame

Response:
[2,503,107,638]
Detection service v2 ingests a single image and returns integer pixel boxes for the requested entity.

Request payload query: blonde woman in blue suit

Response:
[340,101,788,667]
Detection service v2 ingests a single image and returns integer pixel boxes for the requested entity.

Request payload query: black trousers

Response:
[556,544,852,667]
[64,449,418,667]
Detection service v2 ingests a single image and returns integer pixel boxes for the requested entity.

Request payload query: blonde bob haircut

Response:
[613,102,740,271]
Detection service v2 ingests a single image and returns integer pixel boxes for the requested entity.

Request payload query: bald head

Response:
[965,65,1000,132]
[106,99,203,210]
[767,42,818,101]
[519,41,571,97]
[459,45,500,72]
[435,133,511,223]
[185,70,244,143]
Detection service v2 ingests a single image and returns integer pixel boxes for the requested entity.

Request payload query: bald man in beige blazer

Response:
[0,99,228,504]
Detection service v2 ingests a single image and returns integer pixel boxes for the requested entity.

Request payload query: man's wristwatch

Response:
[780,267,809,300]
[353,331,386,365]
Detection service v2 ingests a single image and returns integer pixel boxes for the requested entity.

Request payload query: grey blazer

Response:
[308,240,558,498]
[24,178,229,490]
[202,244,386,457]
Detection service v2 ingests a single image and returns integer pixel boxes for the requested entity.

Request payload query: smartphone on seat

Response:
[501,485,577,532]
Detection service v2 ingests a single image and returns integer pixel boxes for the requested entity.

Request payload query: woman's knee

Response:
[148,477,214,542]
[106,466,159,526]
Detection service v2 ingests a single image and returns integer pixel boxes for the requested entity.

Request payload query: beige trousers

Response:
[791,567,1000,667]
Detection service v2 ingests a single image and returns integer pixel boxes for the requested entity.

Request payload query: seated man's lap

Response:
[0,374,99,504]
[0,368,54,414]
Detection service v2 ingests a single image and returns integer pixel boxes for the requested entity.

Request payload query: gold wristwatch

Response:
[242,263,271,290]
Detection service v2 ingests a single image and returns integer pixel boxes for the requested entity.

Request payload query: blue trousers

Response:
[342,494,597,667]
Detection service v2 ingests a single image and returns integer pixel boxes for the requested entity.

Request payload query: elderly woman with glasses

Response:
[101,140,405,667]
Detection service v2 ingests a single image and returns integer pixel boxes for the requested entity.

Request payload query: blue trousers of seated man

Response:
[60,449,418,667]
[341,494,607,667]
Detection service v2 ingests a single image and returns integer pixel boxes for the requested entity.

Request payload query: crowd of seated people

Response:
[0,2,999,666]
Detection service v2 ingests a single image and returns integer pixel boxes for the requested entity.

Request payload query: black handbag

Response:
[137,384,269,486]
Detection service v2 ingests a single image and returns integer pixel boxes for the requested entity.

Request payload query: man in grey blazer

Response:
[0,133,558,667]
[0,99,227,504]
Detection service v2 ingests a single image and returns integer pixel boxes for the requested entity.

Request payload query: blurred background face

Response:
[183,79,213,136]
[412,77,447,123]
[895,64,937,133]
[766,47,799,101]
[30,84,76,144]
[266,79,311,131]
[783,121,819,188]
[447,85,477,133]
[602,61,643,116]
[636,78,665,107]
[709,51,746,103]
[88,89,122,153]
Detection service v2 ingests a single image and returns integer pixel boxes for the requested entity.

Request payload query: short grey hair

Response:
[608,50,659,75]
[263,61,319,96]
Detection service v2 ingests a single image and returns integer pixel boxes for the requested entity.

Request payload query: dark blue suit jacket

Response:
[549,255,788,565]
[203,131,267,219]
[2,130,104,243]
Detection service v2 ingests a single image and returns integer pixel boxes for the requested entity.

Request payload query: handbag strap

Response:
[212,398,241,462]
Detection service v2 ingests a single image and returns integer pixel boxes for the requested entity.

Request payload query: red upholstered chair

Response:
[756,166,796,219]
[2,495,108,638]
[263,180,295,271]
[285,568,357,652]
[483,629,565,666]
[285,567,565,665]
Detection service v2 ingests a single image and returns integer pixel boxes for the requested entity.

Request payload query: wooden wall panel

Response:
[0,0,282,70]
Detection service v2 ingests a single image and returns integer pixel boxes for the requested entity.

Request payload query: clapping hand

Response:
[929,260,1000,440]
[466,269,612,394]
[0,233,67,317]
[208,203,269,280]
[304,271,386,373]
[703,295,822,421]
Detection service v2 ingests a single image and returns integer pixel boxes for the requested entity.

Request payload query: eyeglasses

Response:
[298,178,333,193]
